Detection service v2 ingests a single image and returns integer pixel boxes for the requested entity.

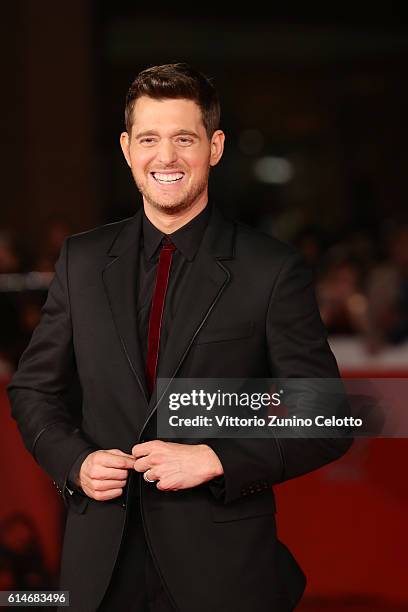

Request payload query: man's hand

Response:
[78,449,135,501]
[131,441,224,491]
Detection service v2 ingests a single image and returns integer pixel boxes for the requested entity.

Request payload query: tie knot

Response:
[161,236,176,252]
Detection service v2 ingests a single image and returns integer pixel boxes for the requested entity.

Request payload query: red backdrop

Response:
[1,376,407,608]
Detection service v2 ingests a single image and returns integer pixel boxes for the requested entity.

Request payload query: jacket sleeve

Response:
[207,251,353,504]
[7,238,99,509]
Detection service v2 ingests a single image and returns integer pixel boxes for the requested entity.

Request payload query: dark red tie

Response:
[145,237,176,394]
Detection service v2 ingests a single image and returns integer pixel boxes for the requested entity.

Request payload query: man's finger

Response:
[106,448,134,458]
[91,467,129,480]
[144,469,158,482]
[133,457,151,473]
[156,479,175,491]
[131,441,156,458]
[91,488,124,501]
[91,479,127,492]
[98,451,135,469]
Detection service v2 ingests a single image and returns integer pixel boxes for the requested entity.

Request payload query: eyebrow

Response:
[134,129,200,139]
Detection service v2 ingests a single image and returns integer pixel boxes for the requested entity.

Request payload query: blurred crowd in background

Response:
[0,514,53,592]
[0,220,72,376]
[1,6,408,605]
[2,7,408,380]
[1,212,408,375]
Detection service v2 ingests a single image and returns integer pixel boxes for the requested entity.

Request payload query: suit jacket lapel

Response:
[101,205,236,429]
[102,209,149,404]
[154,206,235,402]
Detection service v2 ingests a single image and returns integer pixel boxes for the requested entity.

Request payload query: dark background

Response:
[0,3,407,609]
[3,4,408,250]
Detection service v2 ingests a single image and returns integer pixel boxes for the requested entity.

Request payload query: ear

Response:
[120,132,131,167]
[209,130,225,167]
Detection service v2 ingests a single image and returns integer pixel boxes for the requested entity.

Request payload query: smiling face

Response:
[120,96,225,217]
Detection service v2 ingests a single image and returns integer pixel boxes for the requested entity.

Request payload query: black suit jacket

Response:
[8,205,352,612]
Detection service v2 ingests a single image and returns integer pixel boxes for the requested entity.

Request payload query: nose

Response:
[156,138,178,165]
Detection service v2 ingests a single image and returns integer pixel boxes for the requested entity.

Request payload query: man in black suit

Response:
[8,63,352,611]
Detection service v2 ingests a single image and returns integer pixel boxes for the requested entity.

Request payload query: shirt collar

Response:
[142,204,211,262]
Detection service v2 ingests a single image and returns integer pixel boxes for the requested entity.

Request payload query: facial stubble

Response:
[134,166,211,216]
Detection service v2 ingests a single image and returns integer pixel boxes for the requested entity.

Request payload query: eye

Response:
[139,138,157,145]
[177,137,193,145]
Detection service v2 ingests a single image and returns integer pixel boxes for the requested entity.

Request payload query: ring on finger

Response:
[143,469,156,483]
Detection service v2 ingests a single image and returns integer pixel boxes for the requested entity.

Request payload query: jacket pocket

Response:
[211,490,276,522]
[195,322,254,345]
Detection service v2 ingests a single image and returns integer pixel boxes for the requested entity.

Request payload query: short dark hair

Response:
[124,63,220,139]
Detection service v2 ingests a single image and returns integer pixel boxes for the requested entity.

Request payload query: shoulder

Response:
[66,216,133,253]
[235,220,296,255]
[232,218,302,273]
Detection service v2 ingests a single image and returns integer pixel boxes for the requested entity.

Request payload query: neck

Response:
[143,198,208,233]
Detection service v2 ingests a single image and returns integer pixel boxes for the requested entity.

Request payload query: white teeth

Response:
[152,172,184,183]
